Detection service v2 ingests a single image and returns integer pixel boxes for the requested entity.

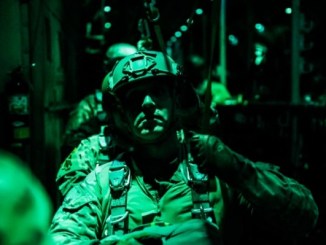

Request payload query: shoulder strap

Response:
[94,89,107,124]
[96,126,112,165]
[105,160,131,236]
[184,159,216,223]
[178,129,216,223]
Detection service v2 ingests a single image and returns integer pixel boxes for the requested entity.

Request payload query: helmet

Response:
[104,50,181,92]
[104,43,137,72]
[105,43,138,60]
[102,50,200,147]
[102,50,185,111]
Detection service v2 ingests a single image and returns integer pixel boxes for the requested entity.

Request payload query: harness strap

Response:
[106,160,131,236]
[97,126,111,165]
[178,129,216,223]
[186,162,215,223]
[94,89,107,123]
[191,191,215,222]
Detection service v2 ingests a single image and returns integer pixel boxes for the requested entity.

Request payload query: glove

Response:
[100,234,143,245]
[100,219,222,245]
[100,219,221,245]
[189,131,250,184]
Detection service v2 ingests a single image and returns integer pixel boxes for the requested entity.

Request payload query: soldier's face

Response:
[121,82,174,142]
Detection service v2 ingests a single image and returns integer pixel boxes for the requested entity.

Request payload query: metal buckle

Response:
[191,205,214,222]
[109,163,131,192]
[106,211,129,236]
[107,211,129,225]
[185,162,208,190]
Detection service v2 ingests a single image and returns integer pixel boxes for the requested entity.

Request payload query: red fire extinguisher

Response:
[5,66,31,149]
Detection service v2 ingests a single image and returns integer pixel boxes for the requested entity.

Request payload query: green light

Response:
[170,36,177,42]
[104,22,112,29]
[254,43,267,65]
[254,23,265,33]
[180,25,188,32]
[186,18,194,25]
[104,6,111,12]
[175,31,182,38]
[195,8,203,15]
[228,34,238,46]
[285,8,292,14]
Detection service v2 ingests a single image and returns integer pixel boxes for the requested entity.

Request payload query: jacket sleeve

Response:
[233,158,319,237]
[190,133,319,237]
[56,135,101,197]
[50,170,104,244]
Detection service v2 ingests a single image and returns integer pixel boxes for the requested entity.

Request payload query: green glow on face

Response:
[125,84,173,142]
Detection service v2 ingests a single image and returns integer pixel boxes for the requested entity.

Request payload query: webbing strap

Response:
[105,160,131,236]
[191,190,215,223]
[97,126,111,165]
[107,194,128,236]
[186,163,215,223]
[177,131,215,223]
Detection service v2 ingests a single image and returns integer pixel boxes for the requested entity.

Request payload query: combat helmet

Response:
[104,42,138,72]
[102,50,200,147]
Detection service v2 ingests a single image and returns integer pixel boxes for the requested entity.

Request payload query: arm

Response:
[50,171,104,244]
[190,133,319,237]
[57,135,101,197]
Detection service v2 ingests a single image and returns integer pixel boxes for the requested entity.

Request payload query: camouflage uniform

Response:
[52,50,318,244]
[57,132,110,197]
[51,133,319,244]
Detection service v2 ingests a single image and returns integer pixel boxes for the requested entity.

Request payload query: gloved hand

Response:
[189,131,250,183]
[100,219,221,245]
[100,234,144,245]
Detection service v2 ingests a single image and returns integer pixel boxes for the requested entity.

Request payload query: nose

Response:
[142,95,156,115]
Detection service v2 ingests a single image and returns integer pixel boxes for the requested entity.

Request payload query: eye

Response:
[151,86,164,97]
[150,85,169,99]
[124,90,145,106]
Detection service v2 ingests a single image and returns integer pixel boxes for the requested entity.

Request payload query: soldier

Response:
[0,150,53,245]
[62,43,138,149]
[58,43,137,197]
[51,50,318,244]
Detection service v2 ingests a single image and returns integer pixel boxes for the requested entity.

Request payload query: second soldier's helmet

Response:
[102,50,201,147]
[104,43,137,72]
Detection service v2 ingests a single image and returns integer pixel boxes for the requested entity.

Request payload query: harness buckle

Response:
[191,205,214,222]
[106,211,129,236]
[107,211,129,225]
[109,161,131,192]
[185,162,209,192]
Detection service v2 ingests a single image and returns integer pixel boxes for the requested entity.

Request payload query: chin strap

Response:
[177,129,216,223]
